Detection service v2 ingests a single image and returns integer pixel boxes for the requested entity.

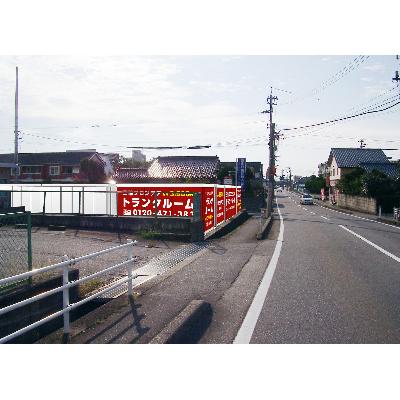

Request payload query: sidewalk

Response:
[40,214,278,344]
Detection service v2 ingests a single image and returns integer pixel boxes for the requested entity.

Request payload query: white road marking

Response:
[297,204,301,207]
[321,216,329,220]
[234,200,284,344]
[339,225,400,263]
[310,211,316,215]
[302,208,307,211]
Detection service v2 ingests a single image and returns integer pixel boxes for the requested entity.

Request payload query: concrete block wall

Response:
[337,194,377,214]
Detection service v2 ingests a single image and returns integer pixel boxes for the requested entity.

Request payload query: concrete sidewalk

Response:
[39,214,278,344]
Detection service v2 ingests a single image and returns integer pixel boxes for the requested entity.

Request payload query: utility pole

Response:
[393,55,400,84]
[262,87,278,216]
[358,138,366,149]
[14,66,19,183]
[288,167,292,190]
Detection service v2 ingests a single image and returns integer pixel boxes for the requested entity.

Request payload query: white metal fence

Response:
[0,239,138,344]
[0,184,117,215]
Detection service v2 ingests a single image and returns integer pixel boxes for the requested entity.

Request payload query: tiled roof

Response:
[148,156,219,179]
[113,156,220,182]
[114,168,149,180]
[359,162,399,178]
[330,148,389,168]
[0,152,100,165]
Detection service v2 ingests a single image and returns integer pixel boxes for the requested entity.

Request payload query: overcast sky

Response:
[0,55,399,177]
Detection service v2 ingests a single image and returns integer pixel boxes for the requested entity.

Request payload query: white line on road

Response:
[302,208,308,211]
[317,204,400,231]
[339,225,400,263]
[321,216,329,220]
[310,211,316,215]
[234,201,285,344]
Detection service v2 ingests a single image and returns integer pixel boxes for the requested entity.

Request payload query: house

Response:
[113,155,220,183]
[327,148,399,188]
[0,151,110,183]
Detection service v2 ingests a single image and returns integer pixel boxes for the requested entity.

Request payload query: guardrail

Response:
[0,239,138,344]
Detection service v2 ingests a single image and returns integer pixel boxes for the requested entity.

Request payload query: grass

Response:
[78,279,104,298]
[139,230,162,240]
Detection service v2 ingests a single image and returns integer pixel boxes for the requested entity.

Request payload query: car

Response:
[276,188,282,192]
[300,194,314,205]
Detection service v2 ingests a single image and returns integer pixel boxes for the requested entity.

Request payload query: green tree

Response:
[335,168,364,195]
[363,169,400,212]
[304,175,325,194]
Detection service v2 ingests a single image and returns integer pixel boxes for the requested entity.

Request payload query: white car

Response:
[300,194,314,205]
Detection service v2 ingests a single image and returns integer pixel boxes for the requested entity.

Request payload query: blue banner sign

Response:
[236,158,246,188]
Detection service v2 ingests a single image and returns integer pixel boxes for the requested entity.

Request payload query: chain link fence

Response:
[0,212,32,288]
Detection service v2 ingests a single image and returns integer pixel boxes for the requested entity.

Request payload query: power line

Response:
[281,100,400,132]
[281,56,370,106]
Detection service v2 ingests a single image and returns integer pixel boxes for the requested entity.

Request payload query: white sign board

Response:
[223,177,233,185]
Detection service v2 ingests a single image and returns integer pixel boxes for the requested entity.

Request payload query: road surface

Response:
[235,190,400,343]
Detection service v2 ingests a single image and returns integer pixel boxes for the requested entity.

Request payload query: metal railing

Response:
[0,239,138,344]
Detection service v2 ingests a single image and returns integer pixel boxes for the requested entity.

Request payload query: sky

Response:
[0,55,399,178]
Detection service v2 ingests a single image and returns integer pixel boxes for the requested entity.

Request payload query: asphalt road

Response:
[239,190,400,344]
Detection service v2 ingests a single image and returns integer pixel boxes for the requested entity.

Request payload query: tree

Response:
[80,158,107,183]
[363,169,400,212]
[217,166,233,183]
[304,175,325,194]
[335,168,364,196]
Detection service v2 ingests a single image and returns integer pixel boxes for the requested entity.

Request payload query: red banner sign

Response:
[117,185,239,233]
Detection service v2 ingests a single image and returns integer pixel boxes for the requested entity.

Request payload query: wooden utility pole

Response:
[14,66,19,183]
[262,87,278,216]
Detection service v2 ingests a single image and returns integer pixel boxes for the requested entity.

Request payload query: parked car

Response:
[276,187,282,192]
[300,194,314,205]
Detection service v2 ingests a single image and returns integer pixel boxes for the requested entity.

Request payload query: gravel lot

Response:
[30,227,185,294]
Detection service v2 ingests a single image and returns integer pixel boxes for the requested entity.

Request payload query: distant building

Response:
[0,151,109,183]
[114,155,220,183]
[318,162,328,177]
[132,150,146,163]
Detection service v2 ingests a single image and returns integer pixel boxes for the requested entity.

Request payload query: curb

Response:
[256,215,273,240]
[205,210,249,240]
[150,300,212,344]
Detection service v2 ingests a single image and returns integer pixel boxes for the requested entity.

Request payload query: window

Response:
[49,166,60,176]
[21,166,41,174]
[62,166,73,174]
[72,167,80,174]
[332,168,335,177]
